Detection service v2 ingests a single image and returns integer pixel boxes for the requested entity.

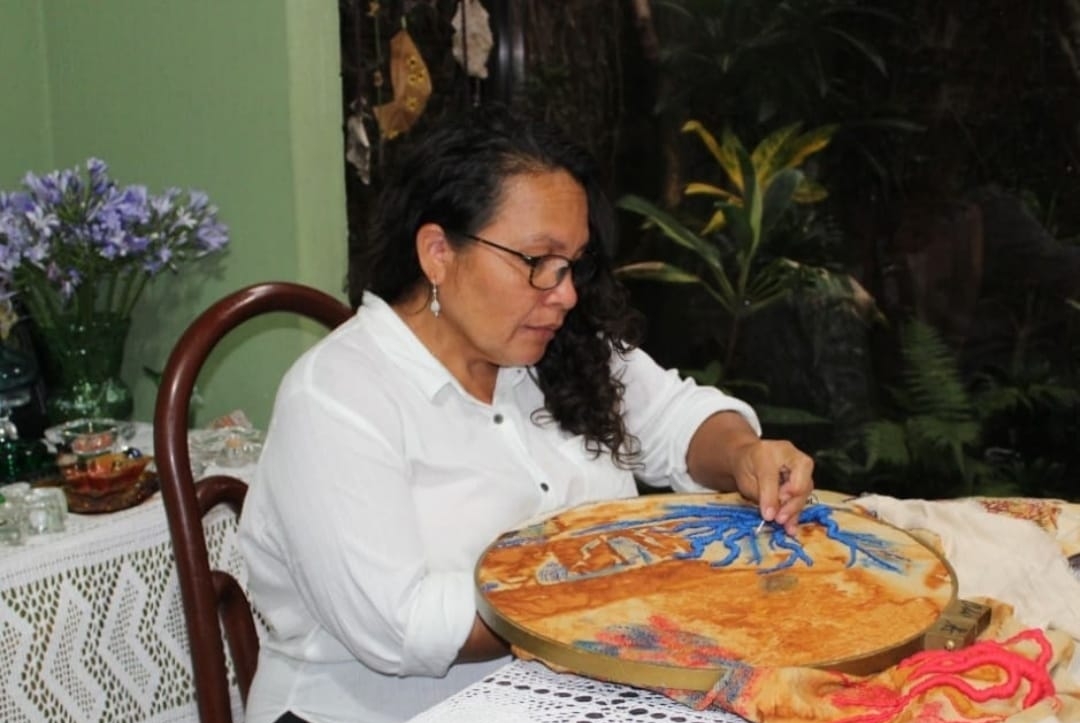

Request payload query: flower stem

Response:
[76,279,95,325]
[21,272,64,329]
[120,272,150,318]
[105,270,119,316]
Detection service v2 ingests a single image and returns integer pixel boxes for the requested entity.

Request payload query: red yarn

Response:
[829,629,1055,723]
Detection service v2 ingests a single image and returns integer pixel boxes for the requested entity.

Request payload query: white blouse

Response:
[238,292,759,723]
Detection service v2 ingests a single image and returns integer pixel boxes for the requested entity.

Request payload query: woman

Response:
[238,106,815,723]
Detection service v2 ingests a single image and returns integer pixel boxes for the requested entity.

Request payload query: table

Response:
[407,659,748,723]
[0,424,254,723]
[4,453,1078,723]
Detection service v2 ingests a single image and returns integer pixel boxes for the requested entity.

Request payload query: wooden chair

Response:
[153,282,352,723]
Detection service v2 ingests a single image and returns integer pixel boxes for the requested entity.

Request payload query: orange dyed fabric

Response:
[654,600,1080,723]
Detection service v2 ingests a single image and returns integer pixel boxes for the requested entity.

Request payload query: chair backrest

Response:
[153,282,352,723]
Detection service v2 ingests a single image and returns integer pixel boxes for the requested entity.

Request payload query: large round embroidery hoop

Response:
[475,492,959,691]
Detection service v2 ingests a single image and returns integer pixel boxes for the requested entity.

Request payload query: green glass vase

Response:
[0,344,55,483]
[36,312,134,424]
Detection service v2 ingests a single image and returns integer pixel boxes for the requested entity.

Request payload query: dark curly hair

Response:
[349,104,644,467]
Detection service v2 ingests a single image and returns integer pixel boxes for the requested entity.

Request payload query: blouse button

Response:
[539,482,550,492]
[493,413,504,424]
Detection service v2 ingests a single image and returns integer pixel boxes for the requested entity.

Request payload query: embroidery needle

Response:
[756,465,792,535]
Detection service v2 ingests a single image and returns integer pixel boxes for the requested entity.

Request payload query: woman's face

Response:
[439,169,589,371]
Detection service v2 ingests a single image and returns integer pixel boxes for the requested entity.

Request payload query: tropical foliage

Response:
[616,120,875,379]
[818,318,1080,500]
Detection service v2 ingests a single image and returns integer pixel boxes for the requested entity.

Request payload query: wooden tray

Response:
[476,492,959,690]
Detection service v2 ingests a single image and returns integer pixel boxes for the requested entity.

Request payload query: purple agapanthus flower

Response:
[0,158,229,320]
[196,219,230,253]
[86,158,111,196]
[144,246,173,274]
[22,170,65,206]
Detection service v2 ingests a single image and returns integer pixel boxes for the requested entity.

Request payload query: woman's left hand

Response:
[729,439,815,535]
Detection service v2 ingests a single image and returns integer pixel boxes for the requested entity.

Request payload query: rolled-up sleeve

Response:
[616,348,761,491]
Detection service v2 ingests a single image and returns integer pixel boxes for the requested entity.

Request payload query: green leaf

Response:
[713,200,754,253]
[719,127,749,192]
[684,182,736,200]
[783,125,838,170]
[682,121,725,166]
[972,384,1031,417]
[897,320,973,419]
[862,420,909,469]
[744,291,788,316]
[617,194,723,270]
[750,123,803,181]
[1028,383,1080,407]
[614,261,702,284]
[683,359,724,386]
[744,260,794,311]
[734,146,763,254]
[754,404,832,427]
[826,27,887,76]
[701,208,728,235]
[791,178,829,204]
[761,168,801,232]
[906,416,979,452]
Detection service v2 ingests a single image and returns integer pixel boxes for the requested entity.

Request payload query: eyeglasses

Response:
[455,232,597,290]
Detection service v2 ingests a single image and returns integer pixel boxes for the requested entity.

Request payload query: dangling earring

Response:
[429,284,441,318]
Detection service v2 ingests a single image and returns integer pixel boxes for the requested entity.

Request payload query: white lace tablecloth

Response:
[0,424,254,723]
[406,659,749,723]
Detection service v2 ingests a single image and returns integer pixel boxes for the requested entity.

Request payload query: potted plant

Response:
[0,158,229,422]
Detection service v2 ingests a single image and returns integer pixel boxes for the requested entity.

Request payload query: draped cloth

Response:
[663,600,1080,723]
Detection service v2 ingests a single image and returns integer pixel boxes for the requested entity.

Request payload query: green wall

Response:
[0,3,52,178]
[0,1,347,428]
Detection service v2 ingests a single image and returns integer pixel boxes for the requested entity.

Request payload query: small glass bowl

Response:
[189,426,264,473]
[45,418,136,458]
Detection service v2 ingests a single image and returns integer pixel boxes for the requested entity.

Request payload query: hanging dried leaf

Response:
[373,29,433,140]
[451,0,493,79]
[345,114,372,185]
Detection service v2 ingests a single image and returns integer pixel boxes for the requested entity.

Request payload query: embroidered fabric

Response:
[0,424,253,722]
[412,494,1080,723]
